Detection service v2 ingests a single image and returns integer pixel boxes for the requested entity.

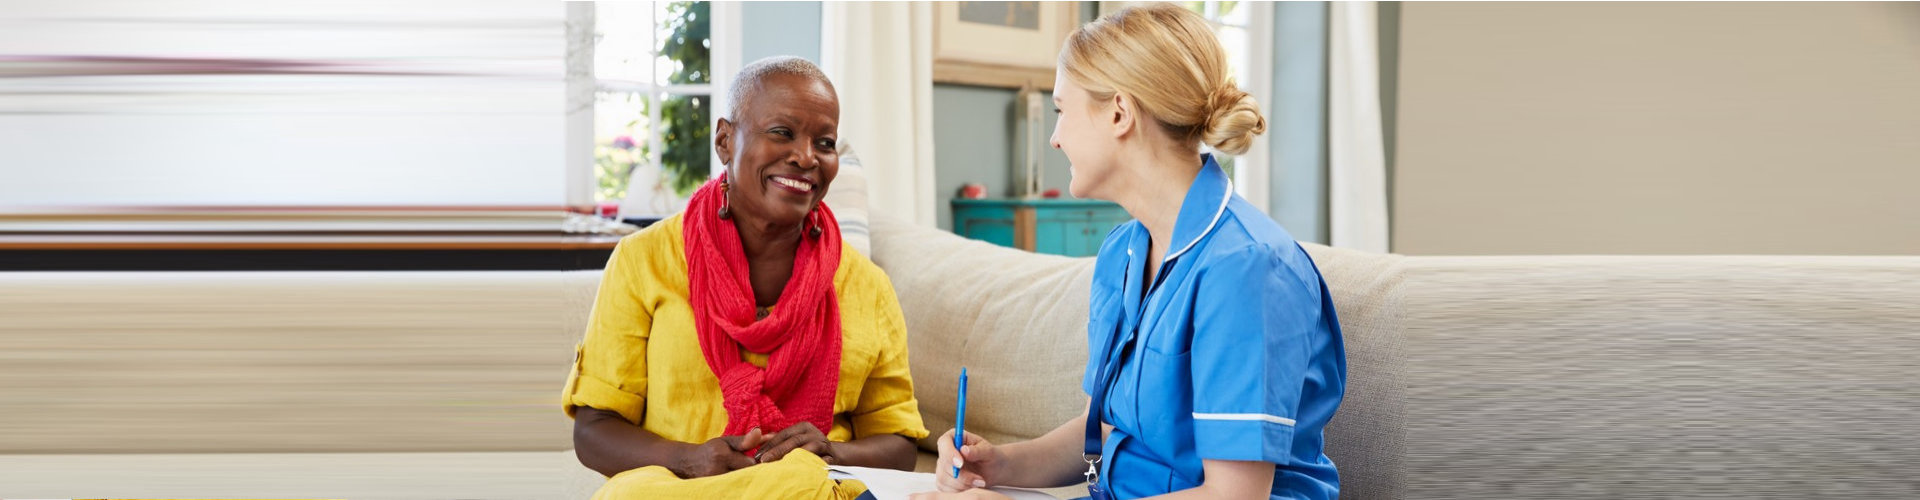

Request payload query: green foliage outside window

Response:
[658,1,711,197]
[594,1,711,203]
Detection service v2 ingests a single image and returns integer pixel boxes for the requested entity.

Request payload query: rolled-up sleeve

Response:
[1189,245,1317,464]
[562,237,652,425]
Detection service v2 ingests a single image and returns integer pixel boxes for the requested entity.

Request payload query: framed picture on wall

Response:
[932,1,1081,90]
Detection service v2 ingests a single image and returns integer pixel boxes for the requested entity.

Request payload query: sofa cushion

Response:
[1402,255,1920,498]
[0,270,593,454]
[870,214,1096,450]
[1300,242,1408,500]
[824,140,873,257]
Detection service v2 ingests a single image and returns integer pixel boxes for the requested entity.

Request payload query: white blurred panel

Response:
[0,0,566,207]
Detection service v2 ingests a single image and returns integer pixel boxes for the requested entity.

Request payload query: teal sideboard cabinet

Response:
[951,198,1132,257]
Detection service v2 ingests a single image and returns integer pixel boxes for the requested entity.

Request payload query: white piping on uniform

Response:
[1164,179,1234,263]
[1193,412,1296,426]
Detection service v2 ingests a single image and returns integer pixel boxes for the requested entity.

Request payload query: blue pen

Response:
[952,367,968,478]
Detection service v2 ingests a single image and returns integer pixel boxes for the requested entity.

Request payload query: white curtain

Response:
[821,2,938,227]
[1328,1,1392,253]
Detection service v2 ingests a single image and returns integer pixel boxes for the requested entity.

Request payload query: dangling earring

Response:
[716,179,733,220]
[806,206,823,238]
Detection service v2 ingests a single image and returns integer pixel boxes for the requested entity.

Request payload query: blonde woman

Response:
[915,5,1346,500]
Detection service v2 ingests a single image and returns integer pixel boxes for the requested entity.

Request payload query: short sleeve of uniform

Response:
[562,235,655,424]
[1189,245,1319,464]
[847,266,932,440]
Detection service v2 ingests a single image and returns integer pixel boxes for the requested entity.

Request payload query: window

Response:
[1185,2,1249,78]
[591,2,715,208]
[1101,1,1274,210]
[1181,1,1275,212]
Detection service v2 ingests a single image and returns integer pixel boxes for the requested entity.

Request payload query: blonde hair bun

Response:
[1059,3,1268,156]
[1201,85,1267,156]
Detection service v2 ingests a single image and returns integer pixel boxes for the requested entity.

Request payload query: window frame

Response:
[565,1,742,214]
[1192,1,1277,214]
[1096,1,1276,213]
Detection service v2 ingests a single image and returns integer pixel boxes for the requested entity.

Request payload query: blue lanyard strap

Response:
[1086,242,1176,491]
[1084,334,1127,454]
[1083,311,1137,488]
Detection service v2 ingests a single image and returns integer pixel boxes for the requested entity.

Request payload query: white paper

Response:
[826,465,1060,500]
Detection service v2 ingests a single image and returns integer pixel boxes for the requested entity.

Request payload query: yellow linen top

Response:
[562,214,929,444]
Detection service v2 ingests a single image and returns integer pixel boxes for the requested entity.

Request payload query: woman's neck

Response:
[733,215,802,263]
[731,214,804,307]
[1109,146,1202,268]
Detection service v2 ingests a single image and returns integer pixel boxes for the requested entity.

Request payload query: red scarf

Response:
[682,178,842,438]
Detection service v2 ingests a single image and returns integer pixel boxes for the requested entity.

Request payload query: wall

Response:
[1393,2,1920,255]
[741,2,821,64]
[929,3,1099,231]
[931,86,1077,231]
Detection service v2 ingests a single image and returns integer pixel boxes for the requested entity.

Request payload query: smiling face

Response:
[1051,71,1123,201]
[714,73,840,228]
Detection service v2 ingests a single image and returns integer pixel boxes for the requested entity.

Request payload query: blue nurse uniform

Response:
[1080,154,1347,499]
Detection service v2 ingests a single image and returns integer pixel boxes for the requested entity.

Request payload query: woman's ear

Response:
[713,117,736,167]
[1108,93,1135,139]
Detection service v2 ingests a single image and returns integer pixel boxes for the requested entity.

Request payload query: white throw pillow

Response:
[825,140,872,257]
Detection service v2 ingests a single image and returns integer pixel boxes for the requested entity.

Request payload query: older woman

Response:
[564,56,926,498]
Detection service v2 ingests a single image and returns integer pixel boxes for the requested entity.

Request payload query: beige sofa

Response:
[0,270,591,498]
[864,216,1920,499]
[3,214,1916,499]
